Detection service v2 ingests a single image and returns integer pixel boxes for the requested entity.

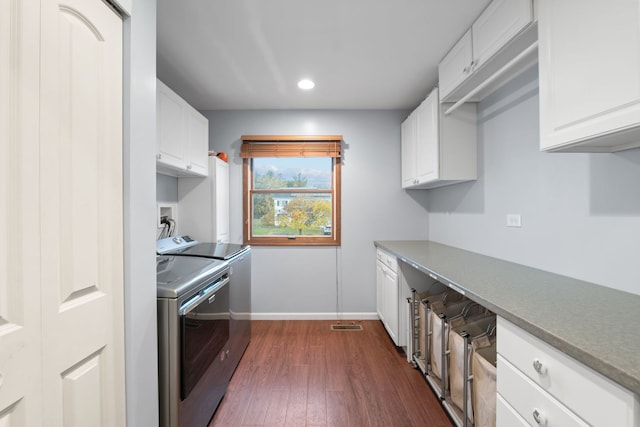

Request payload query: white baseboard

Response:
[250,312,379,321]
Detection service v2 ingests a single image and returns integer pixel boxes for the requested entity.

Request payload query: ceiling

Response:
[156,0,492,111]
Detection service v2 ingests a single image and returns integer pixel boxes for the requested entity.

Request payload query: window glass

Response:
[251,158,333,238]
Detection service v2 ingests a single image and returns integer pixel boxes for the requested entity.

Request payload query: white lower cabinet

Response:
[376,249,399,345]
[496,394,529,426]
[497,317,640,427]
[498,355,589,427]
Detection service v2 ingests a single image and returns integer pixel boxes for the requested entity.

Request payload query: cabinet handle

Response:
[186,164,192,170]
[157,153,162,160]
[532,408,547,425]
[532,358,547,375]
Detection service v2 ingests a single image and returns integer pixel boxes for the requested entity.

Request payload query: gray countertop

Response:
[375,240,640,395]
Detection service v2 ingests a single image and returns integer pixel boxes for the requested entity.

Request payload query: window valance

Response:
[240,135,342,158]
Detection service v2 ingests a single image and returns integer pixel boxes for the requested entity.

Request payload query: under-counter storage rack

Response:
[401,261,496,427]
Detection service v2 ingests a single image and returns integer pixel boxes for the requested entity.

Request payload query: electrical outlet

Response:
[157,204,178,228]
[506,214,522,228]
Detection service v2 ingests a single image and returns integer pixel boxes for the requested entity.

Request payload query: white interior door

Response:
[0,1,43,425]
[1,0,125,425]
[40,0,125,424]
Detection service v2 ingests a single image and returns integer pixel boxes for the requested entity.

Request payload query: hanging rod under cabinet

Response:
[444,41,539,116]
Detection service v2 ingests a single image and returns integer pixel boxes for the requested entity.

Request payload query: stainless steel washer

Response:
[156,254,231,427]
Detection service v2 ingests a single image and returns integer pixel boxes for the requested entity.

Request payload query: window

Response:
[241,135,342,246]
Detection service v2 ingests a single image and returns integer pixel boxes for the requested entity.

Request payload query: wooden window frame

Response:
[241,135,342,246]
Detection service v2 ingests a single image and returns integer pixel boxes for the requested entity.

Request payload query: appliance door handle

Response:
[179,276,230,316]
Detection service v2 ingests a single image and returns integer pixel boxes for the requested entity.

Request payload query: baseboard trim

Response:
[250,312,379,321]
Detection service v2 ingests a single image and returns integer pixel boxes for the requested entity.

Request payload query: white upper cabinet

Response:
[438,30,474,101]
[401,110,418,188]
[472,0,533,71]
[156,79,209,176]
[401,88,476,189]
[538,0,640,152]
[185,109,209,175]
[439,0,536,103]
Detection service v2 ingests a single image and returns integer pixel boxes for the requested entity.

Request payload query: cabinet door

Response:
[401,111,417,188]
[438,29,473,101]
[214,157,230,243]
[382,264,398,345]
[157,80,187,169]
[415,90,439,185]
[186,109,209,176]
[472,0,532,70]
[539,0,640,152]
[376,260,385,322]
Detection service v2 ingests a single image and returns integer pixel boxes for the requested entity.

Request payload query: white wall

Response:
[201,110,430,317]
[427,66,640,296]
[123,0,159,425]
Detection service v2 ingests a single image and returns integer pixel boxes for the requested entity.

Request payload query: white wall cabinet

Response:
[400,110,418,188]
[439,0,535,103]
[376,249,399,345]
[156,79,209,176]
[401,87,476,189]
[177,156,230,243]
[538,0,640,152]
[497,317,640,427]
[438,29,474,103]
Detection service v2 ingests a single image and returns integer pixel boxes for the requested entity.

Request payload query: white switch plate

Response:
[506,214,522,227]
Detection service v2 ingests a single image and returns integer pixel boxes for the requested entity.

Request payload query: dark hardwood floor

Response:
[209,320,454,427]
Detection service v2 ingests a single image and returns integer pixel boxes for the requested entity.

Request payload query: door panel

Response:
[0,0,42,425]
[40,0,125,425]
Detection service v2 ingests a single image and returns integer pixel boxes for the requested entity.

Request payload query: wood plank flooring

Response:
[209,320,454,427]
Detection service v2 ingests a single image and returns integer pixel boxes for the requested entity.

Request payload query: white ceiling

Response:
[156,0,492,111]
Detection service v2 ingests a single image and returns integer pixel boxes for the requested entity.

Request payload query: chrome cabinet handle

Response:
[532,408,547,425]
[157,153,162,160]
[186,164,192,170]
[533,358,547,375]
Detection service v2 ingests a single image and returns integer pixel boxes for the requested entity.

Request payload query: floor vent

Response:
[330,324,363,331]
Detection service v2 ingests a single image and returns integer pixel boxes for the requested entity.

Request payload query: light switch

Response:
[506,214,522,227]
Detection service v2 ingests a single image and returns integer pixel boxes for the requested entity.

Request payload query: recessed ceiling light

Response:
[297,79,315,90]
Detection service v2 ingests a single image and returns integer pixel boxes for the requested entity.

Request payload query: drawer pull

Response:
[532,408,547,425]
[533,358,547,375]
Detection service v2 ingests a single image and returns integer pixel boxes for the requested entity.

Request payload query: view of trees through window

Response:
[252,157,332,237]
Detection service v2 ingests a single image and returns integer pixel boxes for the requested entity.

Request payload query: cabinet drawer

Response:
[376,249,397,272]
[498,355,588,427]
[496,393,530,427]
[498,317,639,427]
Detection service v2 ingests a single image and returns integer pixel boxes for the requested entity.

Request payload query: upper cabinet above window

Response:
[438,0,537,105]
[538,0,640,153]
